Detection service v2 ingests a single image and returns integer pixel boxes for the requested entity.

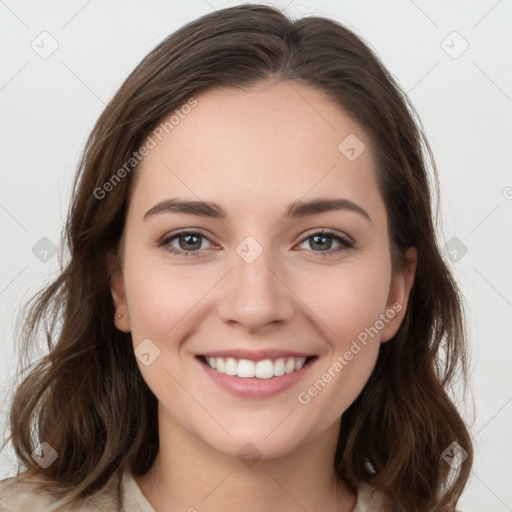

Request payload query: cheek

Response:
[123,252,217,343]
[122,257,215,406]
[293,263,389,420]
[293,258,392,347]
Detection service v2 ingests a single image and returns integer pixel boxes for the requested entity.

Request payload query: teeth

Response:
[225,358,238,376]
[255,360,274,379]
[284,357,295,374]
[204,356,308,378]
[238,359,256,378]
[273,358,285,376]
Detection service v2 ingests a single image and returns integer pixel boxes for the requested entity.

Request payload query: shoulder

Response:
[0,469,153,512]
[354,483,385,511]
[353,484,468,512]
[0,473,59,512]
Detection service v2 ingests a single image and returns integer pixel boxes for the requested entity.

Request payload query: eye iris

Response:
[173,233,341,252]
[310,235,332,251]
[179,234,202,251]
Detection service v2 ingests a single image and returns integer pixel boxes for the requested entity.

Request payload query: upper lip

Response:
[198,349,316,361]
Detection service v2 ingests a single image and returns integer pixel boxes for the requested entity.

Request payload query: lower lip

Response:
[197,357,316,399]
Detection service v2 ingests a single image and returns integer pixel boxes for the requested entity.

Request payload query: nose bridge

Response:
[217,236,294,330]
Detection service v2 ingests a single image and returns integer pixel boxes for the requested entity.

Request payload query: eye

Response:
[296,230,353,256]
[158,229,353,258]
[158,230,215,257]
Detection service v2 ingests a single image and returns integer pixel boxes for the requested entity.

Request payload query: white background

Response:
[1,1,511,510]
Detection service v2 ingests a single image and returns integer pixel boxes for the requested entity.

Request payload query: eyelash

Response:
[158,229,354,258]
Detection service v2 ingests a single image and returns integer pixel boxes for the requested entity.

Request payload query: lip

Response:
[199,348,314,362]
[196,354,317,400]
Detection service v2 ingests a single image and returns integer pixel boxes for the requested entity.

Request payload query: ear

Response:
[108,252,131,333]
[380,247,417,343]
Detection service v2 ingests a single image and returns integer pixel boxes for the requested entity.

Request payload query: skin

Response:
[111,80,417,512]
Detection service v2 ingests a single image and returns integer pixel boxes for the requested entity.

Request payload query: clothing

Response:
[0,469,382,511]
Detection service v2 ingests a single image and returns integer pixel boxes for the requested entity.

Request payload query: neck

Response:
[134,410,357,512]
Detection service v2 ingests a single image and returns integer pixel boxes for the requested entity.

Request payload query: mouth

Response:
[196,353,318,399]
[197,355,317,379]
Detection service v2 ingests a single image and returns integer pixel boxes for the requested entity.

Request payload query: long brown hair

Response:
[1,5,472,511]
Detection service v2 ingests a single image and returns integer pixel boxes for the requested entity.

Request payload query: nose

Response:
[216,243,295,333]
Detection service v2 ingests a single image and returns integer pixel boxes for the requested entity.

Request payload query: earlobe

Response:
[381,247,417,343]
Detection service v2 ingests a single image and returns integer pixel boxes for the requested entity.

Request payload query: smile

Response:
[201,355,314,379]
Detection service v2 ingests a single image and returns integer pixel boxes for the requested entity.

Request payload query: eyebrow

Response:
[143,197,372,223]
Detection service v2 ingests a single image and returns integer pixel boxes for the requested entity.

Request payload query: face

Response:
[111,80,416,460]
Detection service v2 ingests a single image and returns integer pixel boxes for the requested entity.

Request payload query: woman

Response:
[0,4,472,511]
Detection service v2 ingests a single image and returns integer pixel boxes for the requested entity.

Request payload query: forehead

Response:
[130,80,384,222]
